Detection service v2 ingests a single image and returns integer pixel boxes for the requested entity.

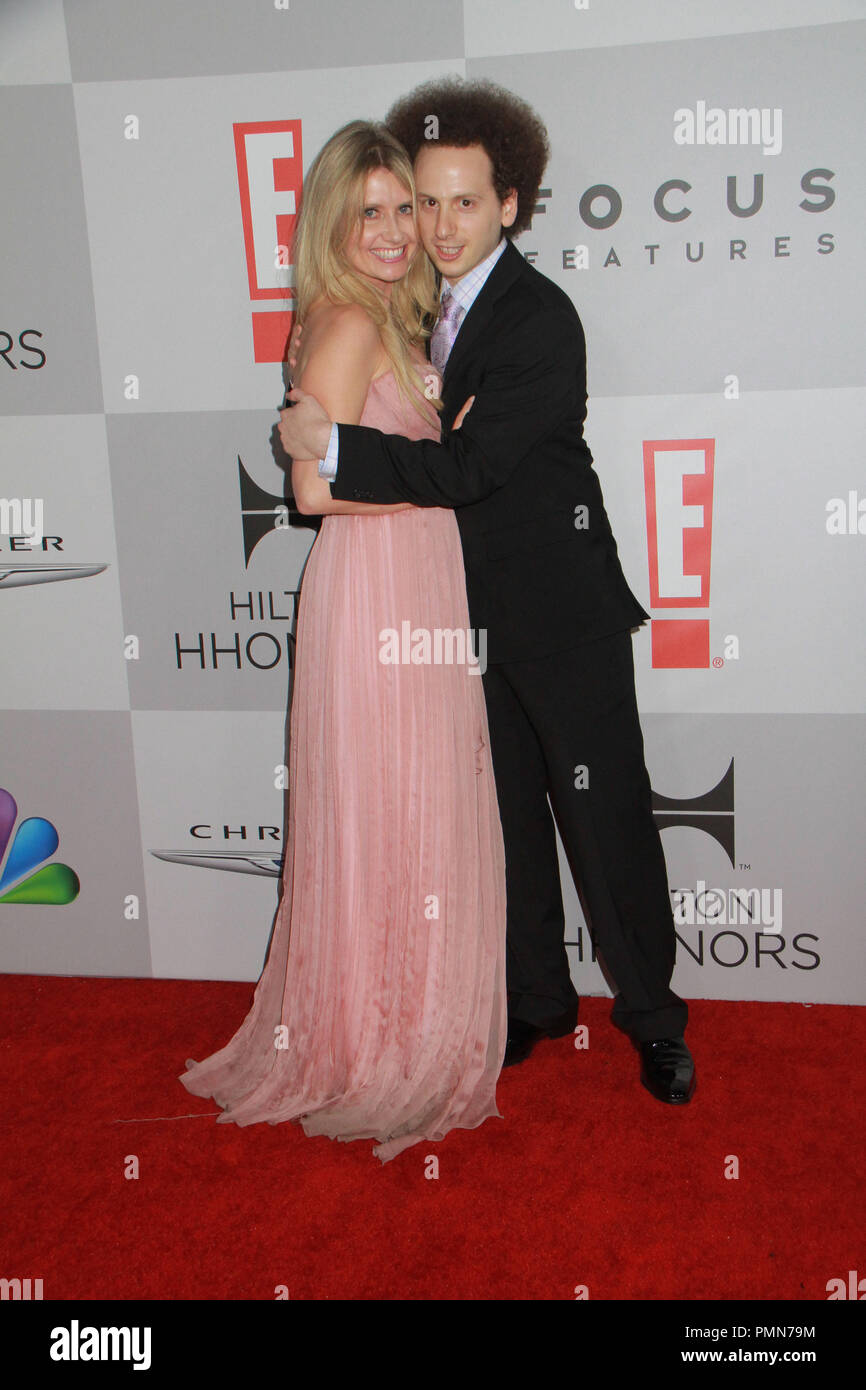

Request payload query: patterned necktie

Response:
[430,288,464,375]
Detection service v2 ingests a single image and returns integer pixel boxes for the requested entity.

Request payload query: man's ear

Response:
[501,188,518,230]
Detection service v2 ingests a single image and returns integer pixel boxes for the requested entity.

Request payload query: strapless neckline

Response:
[359,362,440,443]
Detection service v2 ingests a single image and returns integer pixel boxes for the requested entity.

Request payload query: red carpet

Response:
[1,975,862,1301]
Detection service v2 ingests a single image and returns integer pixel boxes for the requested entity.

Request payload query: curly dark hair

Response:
[385,76,550,239]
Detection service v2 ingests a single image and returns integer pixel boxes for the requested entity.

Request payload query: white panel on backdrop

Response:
[133,710,290,980]
[464,0,866,58]
[585,387,866,714]
[0,0,70,85]
[0,415,129,709]
[474,23,865,396]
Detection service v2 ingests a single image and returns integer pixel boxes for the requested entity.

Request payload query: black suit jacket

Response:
[332,239,650,664]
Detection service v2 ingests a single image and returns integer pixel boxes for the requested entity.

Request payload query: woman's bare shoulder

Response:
[297,300,382,372]
[304,298,380,343]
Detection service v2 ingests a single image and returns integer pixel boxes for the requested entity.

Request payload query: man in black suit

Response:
[279,77,695,1103]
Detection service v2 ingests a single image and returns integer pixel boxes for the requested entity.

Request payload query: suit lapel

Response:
[441,240,525,392]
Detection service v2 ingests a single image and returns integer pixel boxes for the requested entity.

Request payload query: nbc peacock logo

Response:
[0,788,80,904]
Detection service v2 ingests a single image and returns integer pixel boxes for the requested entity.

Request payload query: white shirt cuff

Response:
[317,422,339,481]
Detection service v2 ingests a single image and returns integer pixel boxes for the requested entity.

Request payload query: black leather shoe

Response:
[639,1036,696,1104]
[503,1007,579,1067]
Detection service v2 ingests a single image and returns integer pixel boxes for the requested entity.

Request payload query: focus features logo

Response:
[560,168,834,269]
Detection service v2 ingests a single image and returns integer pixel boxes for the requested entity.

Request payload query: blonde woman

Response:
[179,122,507,1164]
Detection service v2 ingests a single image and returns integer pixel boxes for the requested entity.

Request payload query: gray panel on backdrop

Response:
[107,411,317,712]
[63,0,466,81]
[0,713,151,976]
[0,86,102,415]
[563,714,866,1006]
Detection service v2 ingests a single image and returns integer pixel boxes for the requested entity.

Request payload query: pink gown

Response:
[179,365,507,1163]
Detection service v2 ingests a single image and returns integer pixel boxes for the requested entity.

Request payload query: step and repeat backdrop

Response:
[1,0,864,1004]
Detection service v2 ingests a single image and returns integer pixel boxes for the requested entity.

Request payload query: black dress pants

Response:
[480,627,688,1043]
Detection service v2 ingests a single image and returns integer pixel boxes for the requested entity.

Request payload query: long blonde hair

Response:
[292,120,441,412]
